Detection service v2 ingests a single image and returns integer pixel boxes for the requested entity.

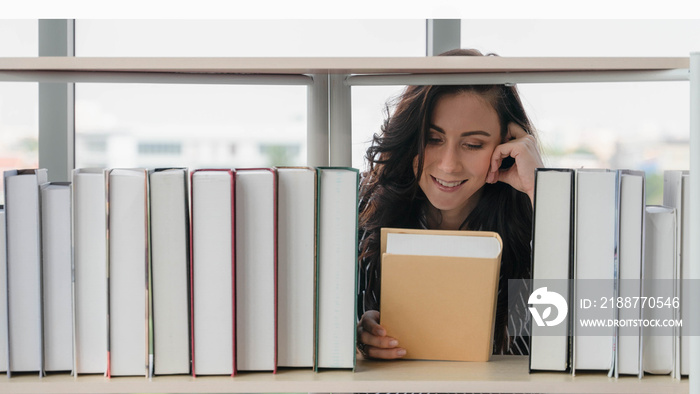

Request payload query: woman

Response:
[356,48,543,359]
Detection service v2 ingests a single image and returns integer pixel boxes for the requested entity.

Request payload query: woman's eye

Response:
[427,137,442,144]
[465,143,483,150]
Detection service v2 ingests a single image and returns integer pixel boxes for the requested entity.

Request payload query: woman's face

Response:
[415,91,502,223]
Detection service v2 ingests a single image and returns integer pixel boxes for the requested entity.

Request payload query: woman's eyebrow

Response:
[429,124,491,137]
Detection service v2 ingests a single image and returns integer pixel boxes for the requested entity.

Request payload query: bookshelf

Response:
[0,55,697,393]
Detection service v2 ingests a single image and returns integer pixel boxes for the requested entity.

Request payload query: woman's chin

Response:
[427,199,466,213]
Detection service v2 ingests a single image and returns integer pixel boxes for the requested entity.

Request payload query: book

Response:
[0,206,7,373]
[529,168,575,372]
[40,182,74,372]
[72,169,109,375]
[235,168,277,372]
[149,168,191,376]
[190,169,236,376]
[642,206,676,375]
[276,167,316,368]
[4,169,48,376]
[616,170,645,377]
[572,169,617,376]
[107,169,149,377]
[315,167,358,370]
[380,228,502,362]
[663,170,689,377]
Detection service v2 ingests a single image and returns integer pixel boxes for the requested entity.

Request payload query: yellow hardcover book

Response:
[380,228,502,362]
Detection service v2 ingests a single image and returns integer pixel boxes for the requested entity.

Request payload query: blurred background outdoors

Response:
[0,19,698,204]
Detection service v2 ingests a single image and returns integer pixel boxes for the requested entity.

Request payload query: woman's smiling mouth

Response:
[431,175,467,190]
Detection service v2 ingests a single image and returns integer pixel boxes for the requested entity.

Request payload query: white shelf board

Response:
[0,356,688,394]
[0,56,690,75]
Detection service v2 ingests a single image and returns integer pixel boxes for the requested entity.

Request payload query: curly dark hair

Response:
[358,48,536,354]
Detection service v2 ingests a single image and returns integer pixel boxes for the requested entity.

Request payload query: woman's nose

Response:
[437,145,463,173]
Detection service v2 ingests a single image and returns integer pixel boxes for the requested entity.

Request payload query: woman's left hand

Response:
[486,123,544,205]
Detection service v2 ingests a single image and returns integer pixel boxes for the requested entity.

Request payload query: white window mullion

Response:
[38,19,75,182]
[307,73,329,167]
[426,19,461,56]
[690,51,700,393]
[329,74,351,167]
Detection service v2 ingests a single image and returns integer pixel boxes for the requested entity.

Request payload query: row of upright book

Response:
[529,168,691,379]
[0,166,360,377]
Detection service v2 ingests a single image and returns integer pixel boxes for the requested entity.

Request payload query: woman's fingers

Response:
[489,132,538,175]
[364,345,407,359]
[488,146,518,182]
[507,122,528,139]
[357,310,406,359]
[360,310,385,336]
[487,124,543,205]
[360,327,399,349]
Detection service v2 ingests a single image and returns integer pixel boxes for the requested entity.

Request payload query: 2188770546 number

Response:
[598,296,680,309]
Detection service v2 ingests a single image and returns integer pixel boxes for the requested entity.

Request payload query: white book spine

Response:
[316,168,357,369]
[41,184,74,372]
[573,170,616,373]
[108,169,148,377]
[679,174,690,376]
[277,169,316,368]
[4,170,46,374]
[642,206,676,375]
[150,169,191,375]
[235,169,276,372]
[192,171,234,376]
[72,170,108,374]
[617,173,644,376]
[530,169,573,372]
[664,171,690,376]
[0,207,7,373]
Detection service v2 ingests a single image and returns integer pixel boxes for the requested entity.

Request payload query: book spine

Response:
[188,170,196,378]
[230,170,236,377]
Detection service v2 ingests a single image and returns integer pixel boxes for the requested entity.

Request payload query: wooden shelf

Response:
[0,356,688,394]
[0,56,690,75]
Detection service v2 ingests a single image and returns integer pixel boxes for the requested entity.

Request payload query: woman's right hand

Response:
[356,310,406,359]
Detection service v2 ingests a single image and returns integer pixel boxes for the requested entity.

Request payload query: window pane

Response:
[461,19,700,57]
[461,19,699,203]
[76,19,425,57]
[0,20,38,205]
[0,19,37,56]
[352,86,407,171]
[75,20,425,171]
[75,84,306,169]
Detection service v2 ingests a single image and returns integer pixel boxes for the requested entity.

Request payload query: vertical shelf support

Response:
[329,74,352,167]
[307,73,329,167]
[38,19,75,182]
[690,51,700,393]
[426,19,461,56]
